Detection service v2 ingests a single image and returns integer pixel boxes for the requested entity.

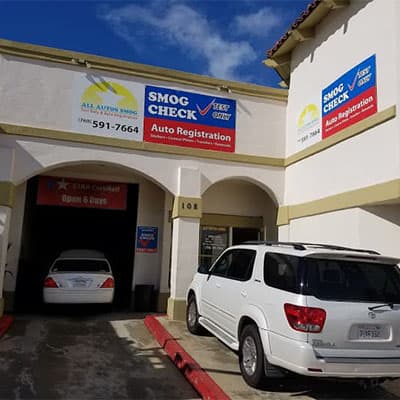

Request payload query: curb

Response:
[144,315,230,400]
[0,314,13,338]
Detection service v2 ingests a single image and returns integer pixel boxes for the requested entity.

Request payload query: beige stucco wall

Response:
[0,53,286,159]
[280,0,400,255]
[285,0,399,205]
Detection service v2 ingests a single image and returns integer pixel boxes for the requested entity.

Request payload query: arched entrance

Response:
[200,178,277,269]
[7,162,171,313]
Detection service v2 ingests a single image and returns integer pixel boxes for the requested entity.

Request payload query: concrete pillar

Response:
[167,216,200,320]
[167,167,202,320]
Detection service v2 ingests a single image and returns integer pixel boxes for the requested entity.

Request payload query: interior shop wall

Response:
[133,180,165,290]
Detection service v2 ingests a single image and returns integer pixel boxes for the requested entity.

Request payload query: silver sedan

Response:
[43,249,114,304]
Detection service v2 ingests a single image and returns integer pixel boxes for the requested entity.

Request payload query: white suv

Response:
[186,241,400,388]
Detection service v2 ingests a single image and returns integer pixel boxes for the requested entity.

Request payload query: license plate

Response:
[358,325,382,340]
[73,279,89,288]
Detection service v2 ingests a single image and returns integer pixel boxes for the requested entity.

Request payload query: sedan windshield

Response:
[305,258,400,303]
[51,259,111,273]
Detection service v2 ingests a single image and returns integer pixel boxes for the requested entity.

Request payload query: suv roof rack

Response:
[242,241,380,255]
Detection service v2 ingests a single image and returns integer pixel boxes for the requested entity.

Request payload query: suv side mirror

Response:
[198,264,211,274]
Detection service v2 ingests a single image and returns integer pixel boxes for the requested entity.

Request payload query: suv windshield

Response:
[305,258,400,303]
[51,259,111,273]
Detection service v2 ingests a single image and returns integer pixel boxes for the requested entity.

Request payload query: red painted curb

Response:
[0,315,13,338]
[144,315,230,400]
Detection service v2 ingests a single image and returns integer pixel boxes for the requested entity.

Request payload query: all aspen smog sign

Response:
[322,55,377,138]
[37,176,127,210]
[143,86,236,152]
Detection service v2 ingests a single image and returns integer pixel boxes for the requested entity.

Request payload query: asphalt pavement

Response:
[1,311,400,400]
[0,310,199,400]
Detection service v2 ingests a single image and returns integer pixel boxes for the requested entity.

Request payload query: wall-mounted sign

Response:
[296,103,321,150]
[136,226,158,253]
[143,85,236,152]
[72,75,237,153]
[172,196,202,219]
[322,55,377,139]
[72,74,144,141]
[37,176,127,210]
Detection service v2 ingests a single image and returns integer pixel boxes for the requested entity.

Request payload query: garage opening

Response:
[14,176,138,312]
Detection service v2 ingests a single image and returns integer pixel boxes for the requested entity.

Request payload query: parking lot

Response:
[1,311,400,400]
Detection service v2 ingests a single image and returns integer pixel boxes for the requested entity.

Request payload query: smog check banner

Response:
[37,176,127,210]
[322,55,377,139]
[143,85,236,152]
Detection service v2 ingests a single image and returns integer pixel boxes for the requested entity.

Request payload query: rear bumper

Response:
[43,288,114,304]
[262,330,400,378]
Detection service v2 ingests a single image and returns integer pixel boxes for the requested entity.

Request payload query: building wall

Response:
[0,54,286,159]
[0,45,286,315]
[280,0,400,254]
[286,0,398,204]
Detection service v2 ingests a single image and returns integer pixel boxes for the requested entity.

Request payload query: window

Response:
[264,253,302,293]
[211,249,256,281]
[306,258,400,302]
[199,226,228,272]
[51,259,110,272]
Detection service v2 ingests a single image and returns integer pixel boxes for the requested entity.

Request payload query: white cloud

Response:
[98,3,257,81]
[234,7,282,37]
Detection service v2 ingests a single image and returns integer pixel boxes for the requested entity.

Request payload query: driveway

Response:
[0,310,199,400]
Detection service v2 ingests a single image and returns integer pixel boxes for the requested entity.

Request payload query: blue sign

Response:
[321,55,377,138]
[144,85,236,129]
[322,55,376,117]
[136,226,158,253]
[143,85,236,152]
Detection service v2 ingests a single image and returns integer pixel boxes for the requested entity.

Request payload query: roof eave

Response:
[0,39,288,102]
[264,0,350,86]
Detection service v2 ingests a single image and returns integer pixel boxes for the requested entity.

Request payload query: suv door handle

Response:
[216,283,221,288]
[241,290,247,297]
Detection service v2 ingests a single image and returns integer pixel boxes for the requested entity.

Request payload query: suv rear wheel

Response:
[239,324,266,388]
[186,295,204,335]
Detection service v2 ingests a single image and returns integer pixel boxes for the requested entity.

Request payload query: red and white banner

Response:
[37,176,127,210]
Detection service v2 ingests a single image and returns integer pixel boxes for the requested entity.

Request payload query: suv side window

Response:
[264,252,300,293]
[211,249,256,281]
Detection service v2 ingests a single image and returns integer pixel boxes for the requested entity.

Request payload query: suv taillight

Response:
[44,277,58,288]
[100,277,114,288]
[284,303,326,333]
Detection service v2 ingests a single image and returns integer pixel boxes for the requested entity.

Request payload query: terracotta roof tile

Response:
[267,0,321,57]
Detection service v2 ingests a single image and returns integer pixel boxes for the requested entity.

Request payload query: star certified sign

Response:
[37,176,127,210]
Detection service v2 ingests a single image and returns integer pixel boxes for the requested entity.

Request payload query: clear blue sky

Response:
[0,0,310,87]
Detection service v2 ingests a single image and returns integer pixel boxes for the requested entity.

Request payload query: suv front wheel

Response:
[239,324,266,388]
